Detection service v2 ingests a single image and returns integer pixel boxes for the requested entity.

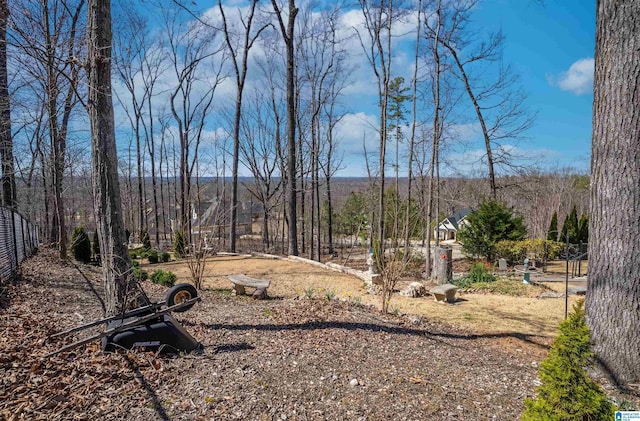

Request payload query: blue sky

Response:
[331,0,596,176]
[111,0,596,178]
[476,0,596,171]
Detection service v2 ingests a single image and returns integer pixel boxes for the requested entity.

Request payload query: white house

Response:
[435,208,471,241]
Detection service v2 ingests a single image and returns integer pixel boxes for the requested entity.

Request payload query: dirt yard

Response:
[151,254,579,339]
[3,250,632,420]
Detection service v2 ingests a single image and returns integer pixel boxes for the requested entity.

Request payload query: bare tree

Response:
[240,91,282,250]
[87,0,140,315]
[164,7,225,245]
[219,0,270,253]
[113,4,166,248]
[0,0,15,208]
[356,0,399,268]
[297,3,345,261]
[9,0,85,258]
[436,0,534,199]
[271,0,299,256]
[403,0,422,257]
[423,0,442,278]
[587,0,640,385]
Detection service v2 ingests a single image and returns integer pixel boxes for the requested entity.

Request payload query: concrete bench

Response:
[228,274,270,299]
[429,283,458,303]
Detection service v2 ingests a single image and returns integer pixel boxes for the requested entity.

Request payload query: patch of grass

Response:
[351,296,362,307]
[263,308,271,317]
[390,305,401,316]
[461,278,540,296]
[303,287,315,299]
[210,288,232,296]
[323,289,336,301]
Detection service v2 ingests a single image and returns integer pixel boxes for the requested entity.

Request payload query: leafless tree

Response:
[356,0,403,268]
[9,0,85,258]
[271,0,299,256]
[164,6,226,245]
[87,0,141,315]
[435,0,535,199]
[113,4,167,248]
[218,0,270,253]
[239,91,282,250]
[0,0,15,208]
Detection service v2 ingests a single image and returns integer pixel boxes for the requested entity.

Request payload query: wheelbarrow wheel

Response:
[166,283,198,313]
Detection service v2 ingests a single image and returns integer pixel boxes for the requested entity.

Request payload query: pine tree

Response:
[561,206,579,242]
[547,211,558,241]
[578,215,589,243]
[457,200,526,262]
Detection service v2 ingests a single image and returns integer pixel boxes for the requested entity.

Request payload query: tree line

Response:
[2,0,543,263]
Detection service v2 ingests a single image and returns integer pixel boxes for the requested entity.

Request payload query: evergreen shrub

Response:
[70,227,91,263]
[522,300,615,420]
[174,232,186,258]
[150,270,177,287]
[146,249,159,264]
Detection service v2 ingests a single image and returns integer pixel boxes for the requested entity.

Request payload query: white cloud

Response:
[548,58,594,95]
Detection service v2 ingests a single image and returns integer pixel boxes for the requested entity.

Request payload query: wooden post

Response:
[433,246,452,284]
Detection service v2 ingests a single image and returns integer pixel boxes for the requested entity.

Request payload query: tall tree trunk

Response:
[403,0,421,258]
[426,0,442,279]
[0,0,15,209]
[219,0,267,253]
[272,0,298,256]
[586,0,640,385]
[43,0,67,258]
[88,0,140,316]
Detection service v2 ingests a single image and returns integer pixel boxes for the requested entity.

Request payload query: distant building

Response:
[190,197,263,237]
[435,208,471,241]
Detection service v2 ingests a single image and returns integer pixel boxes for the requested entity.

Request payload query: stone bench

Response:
[429,283,458,303]
[228,274,270,300]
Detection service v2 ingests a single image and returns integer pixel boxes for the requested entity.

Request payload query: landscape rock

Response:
[400,282,427,298]
[252,287,268,300]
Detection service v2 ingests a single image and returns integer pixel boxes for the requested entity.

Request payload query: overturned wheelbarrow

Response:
[46,284,202,357]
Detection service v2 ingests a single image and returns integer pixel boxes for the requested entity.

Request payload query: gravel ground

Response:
[1,249,552,420]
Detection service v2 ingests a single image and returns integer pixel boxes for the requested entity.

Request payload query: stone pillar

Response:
[433,246,452,285]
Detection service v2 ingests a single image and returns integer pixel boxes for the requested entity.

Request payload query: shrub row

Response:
[495,239,564,265]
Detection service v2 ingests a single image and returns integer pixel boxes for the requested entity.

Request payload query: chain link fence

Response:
[0,206,39,282]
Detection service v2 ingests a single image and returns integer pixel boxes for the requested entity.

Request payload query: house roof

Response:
[438,208,472,231]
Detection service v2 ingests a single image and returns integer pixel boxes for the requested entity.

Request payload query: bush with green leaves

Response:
[495,239,564,265]
[70,227,91,263]
[146,249,159,264]
[457,200,526,262]
[129,250,139,260]
[454,262,495,289]
[522,300,615,420]
[174,231,186,258]
[141,229,151,250]
[150,269,177,287]
[160,251,170,263]
[132,266,148,282]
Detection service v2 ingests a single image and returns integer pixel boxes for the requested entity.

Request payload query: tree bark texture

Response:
[587,0,640,385]
[87,0,139,316]
[0,0,16,209]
